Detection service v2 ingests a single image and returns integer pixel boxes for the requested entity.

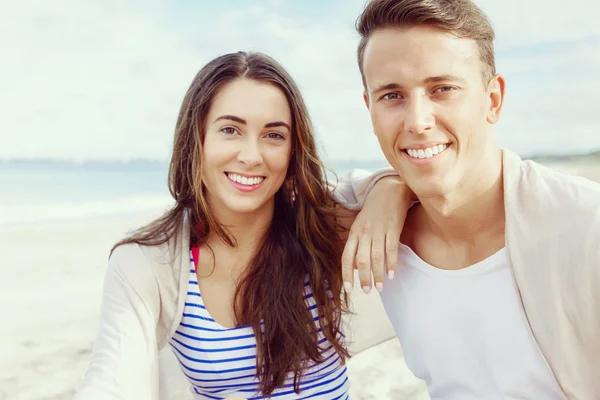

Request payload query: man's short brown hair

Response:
[356,0,497,87]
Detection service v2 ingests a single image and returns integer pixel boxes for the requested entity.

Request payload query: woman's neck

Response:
[204,197,274,252]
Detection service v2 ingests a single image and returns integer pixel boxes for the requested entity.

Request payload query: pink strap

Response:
[192,246,200,271]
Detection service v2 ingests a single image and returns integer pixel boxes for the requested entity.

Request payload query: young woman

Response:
[74,51,410,400]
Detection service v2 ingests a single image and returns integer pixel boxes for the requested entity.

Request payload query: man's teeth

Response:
[406,144,448,159]
[227,173,264,186]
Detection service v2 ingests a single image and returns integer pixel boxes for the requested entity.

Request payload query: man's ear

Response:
[363,91,370,110]
[486,74,506,124]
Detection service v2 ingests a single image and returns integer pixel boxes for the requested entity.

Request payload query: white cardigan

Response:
[73,169,397,400]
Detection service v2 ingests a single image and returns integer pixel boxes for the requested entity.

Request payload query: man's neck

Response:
[418,148,505,245]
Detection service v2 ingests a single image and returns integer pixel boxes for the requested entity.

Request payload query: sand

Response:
[0,215,147,400]
[0,208,428,400]
[2,162,598,400]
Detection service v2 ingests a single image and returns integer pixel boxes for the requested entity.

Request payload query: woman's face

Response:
[201,78,293,217]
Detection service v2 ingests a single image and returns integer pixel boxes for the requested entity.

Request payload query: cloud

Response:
[1,0,198,160]
[1,0,599,161]
[477,0,600,48]
[495,36,600,154]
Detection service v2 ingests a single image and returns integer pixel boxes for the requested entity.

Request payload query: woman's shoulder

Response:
[106,243,163,305]
[107,238,187,304]
[109,241,167,275]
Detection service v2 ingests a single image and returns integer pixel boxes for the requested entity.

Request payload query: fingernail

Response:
[376,282,383,292]
[344,282,353,293]
[362,286,371,294]
[388,270,395,280]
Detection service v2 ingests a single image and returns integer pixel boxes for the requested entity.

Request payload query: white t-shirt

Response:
[380,244,565,400]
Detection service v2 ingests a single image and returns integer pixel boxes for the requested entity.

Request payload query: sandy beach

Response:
[0,212,428,400]
[1,161,598,400]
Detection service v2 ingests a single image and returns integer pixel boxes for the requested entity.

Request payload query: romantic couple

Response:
[74,0,600,399]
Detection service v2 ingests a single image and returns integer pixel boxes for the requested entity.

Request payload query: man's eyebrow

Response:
[371,82,403,96]
[423,75,467,85]
[371,76,467,95]
[214,115,246,124]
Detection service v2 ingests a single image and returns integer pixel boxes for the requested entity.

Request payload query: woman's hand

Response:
[341,176,415,293]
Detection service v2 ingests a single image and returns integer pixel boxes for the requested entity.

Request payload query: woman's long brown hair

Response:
[112,51,349,395]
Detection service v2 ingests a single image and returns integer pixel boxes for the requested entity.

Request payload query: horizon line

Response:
[1,148,599,164]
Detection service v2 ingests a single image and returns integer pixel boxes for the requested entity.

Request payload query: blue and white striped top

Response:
[168,250,350,399]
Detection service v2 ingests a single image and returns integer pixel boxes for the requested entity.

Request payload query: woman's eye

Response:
[266,132,285,140]
[221,127,238,136]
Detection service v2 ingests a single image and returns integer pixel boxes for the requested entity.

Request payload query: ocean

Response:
[0,160,172,227]
[0,159,390,228]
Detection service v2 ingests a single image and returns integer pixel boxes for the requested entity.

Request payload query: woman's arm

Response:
[74,245,161,400]
[327,168,398,211]
[330,172,415,357]
[329,170,415,293]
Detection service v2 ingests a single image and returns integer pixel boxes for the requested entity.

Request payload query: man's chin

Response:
[405,179,450,200]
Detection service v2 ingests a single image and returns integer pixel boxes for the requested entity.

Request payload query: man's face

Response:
[362,25,503,199]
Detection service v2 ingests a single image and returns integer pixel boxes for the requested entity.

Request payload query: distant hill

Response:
[0,158,168,172]
[0,158,166,166]
[2,149,600,168]
[527,149,600,164]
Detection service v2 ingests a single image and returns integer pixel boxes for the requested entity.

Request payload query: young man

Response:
[350,0,600,398]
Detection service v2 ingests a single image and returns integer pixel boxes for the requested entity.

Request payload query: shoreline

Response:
[3,161,598,400]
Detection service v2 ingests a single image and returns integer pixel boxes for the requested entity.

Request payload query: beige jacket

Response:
[501,149,600,399]
[348,149,600,399]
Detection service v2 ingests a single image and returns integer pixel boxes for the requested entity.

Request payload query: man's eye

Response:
[382,93,402,100]
[435,86,456,93]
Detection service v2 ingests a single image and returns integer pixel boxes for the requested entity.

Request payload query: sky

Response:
[2,0,599,162]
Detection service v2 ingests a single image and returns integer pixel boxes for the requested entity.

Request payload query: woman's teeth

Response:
[226,173,264,186]
[405,144,448,159]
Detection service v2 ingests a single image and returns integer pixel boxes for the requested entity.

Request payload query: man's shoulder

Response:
[518,159,600,211]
